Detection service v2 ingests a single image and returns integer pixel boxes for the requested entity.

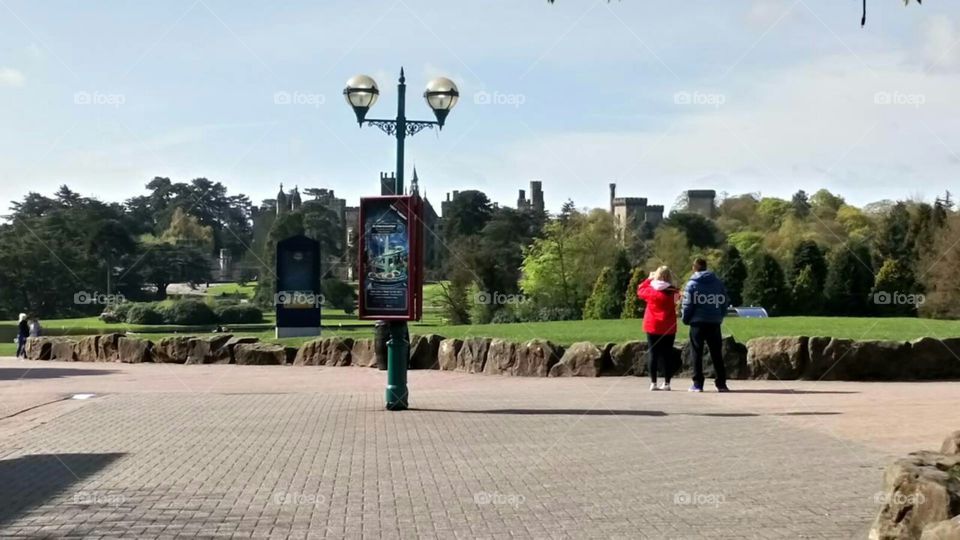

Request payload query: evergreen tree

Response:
[872,259,922,317]
[790,266,824,315]
[611,249,632,316]
[825,243,875,315]
[583,267,620,320]
[790,240,828,290]
[621,267,645,319]
[791,190,811,218]
[716,245,747,306]
[876,202,913,263]
[743,252,788,315]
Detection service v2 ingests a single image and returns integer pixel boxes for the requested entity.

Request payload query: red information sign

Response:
[358,195,424,321]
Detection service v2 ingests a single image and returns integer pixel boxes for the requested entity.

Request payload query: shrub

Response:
[536,307,578,322]
[213,304,264,324]
[99,311,122,324]
[162,300,217,325]
[108,302,135,321]
[125,303,165,325]
[490,308,518,324]
[322,278,357,314]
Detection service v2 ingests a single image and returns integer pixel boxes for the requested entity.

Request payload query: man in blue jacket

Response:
[681,258,731,392]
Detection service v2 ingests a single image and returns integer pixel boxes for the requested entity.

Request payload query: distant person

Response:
[638,266,679,391]
[28,316,42,338]
[681,258,731,393]
[16,313,29,359]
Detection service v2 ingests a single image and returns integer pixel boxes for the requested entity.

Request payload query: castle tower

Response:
[276,183,288,216]
[517,189,527,210]
[410,167,420,196]
[380,172,397,196]
[530,180,544,213]
[686,190,717,218]
[290,186,302,211]
[609,183,617,213]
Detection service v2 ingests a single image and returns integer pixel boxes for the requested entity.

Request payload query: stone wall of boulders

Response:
[870,430,960,540]
[17,333,960,380]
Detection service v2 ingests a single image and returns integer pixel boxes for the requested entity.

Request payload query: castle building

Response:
[686,189,717,218]
[516,180,544,213]
[609,182,665,242]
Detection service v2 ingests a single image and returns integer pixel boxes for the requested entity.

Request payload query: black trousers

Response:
[646,333,675,383]
[689,323,726,388]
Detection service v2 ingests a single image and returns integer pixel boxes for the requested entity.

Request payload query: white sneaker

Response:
[649,383,660,391]
[659,382,671,391]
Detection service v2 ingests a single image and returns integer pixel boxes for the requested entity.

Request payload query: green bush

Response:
[213,304,264,324]
[125,303,165,325]
[162,300,217,325]
[108,302,135,321]
[322,278,357,314]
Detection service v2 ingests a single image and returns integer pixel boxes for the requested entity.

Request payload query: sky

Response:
[1,0,958,215]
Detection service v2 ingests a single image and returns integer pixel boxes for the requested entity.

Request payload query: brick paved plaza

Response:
[0,359,957,539]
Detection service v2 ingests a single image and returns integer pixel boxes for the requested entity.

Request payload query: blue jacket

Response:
[681,271,730,325]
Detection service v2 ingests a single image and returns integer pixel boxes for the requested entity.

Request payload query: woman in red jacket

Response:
[637,266,679,391]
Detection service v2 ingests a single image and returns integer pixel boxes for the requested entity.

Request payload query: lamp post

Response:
[344,68,459,411]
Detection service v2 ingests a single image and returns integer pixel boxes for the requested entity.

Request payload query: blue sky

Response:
[1,0,958,214]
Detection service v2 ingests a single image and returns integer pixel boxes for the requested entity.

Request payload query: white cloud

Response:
[0,67,25,87]
[922,15,960,72]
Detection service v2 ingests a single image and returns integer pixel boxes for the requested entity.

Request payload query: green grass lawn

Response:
[206,282,256,298]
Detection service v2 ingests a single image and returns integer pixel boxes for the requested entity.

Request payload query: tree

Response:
[621,267,645,319]
[790,241,827,290]
[645,227,692,281]
[810,189,845,220]
[521,209,620,316]
[716,245,747,306]
[611,249,632,316]
[825,243,875,316]
[876,202,913,264]
[920,214,960,318]
[254,212,305,306]
[743,253,788,315]
[442,190,492,243]
[161,207,214,250]
[872,259,921,317]
[136,244,211,300]
[791,190,811,219]
[755,198,792,229]
[583,267,620,320]
[662,212,722,248]
[791,266,824,315]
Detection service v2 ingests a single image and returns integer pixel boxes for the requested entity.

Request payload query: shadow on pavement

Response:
[0,368,119,381]
[722,389,858,395]
[414,408,667,416]
[686,411,841,418]
[0,453,126,528]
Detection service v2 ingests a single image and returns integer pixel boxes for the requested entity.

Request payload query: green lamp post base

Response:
[385,321,409,411]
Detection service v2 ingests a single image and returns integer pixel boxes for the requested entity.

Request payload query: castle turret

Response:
[276,183,288,216]
[530,180,544,213]
[290,186,302,211]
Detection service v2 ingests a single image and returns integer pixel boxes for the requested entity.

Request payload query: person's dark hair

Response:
[692,257,708,272]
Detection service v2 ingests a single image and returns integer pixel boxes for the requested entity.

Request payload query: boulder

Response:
[24,337,55,360]
[483,339,519,375]
[807,338,911,380]
[454,337,491,373]
[351,339,377,368]
[683,336,748,379]
[185,338,211,365]
[211,336,258,364]
[438,339,464,371]
[117,337,153,363]
[409,334,442,370]
[549,342,604,377]
[234,343,286,366]
[294,337,354,366]
[941,431,960,456]
[514,339,563,377]
[96,333,123,362]
[746,337,808,380]
[921,519,960,540]
[908,338,960,380]
[606,341,647,376]
[154,336,192,364]
[50,339,77,362]
[870,451,960,540]
[75,335,100,362]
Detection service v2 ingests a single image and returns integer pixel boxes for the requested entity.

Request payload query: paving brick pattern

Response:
[0,376,885,539]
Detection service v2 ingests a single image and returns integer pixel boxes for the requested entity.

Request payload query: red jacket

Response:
[638,278,678,335]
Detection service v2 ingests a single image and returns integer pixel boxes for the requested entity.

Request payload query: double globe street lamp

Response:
[344,68,459,410]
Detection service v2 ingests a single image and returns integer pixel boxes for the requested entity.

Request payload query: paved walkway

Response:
[0,359,956,538]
